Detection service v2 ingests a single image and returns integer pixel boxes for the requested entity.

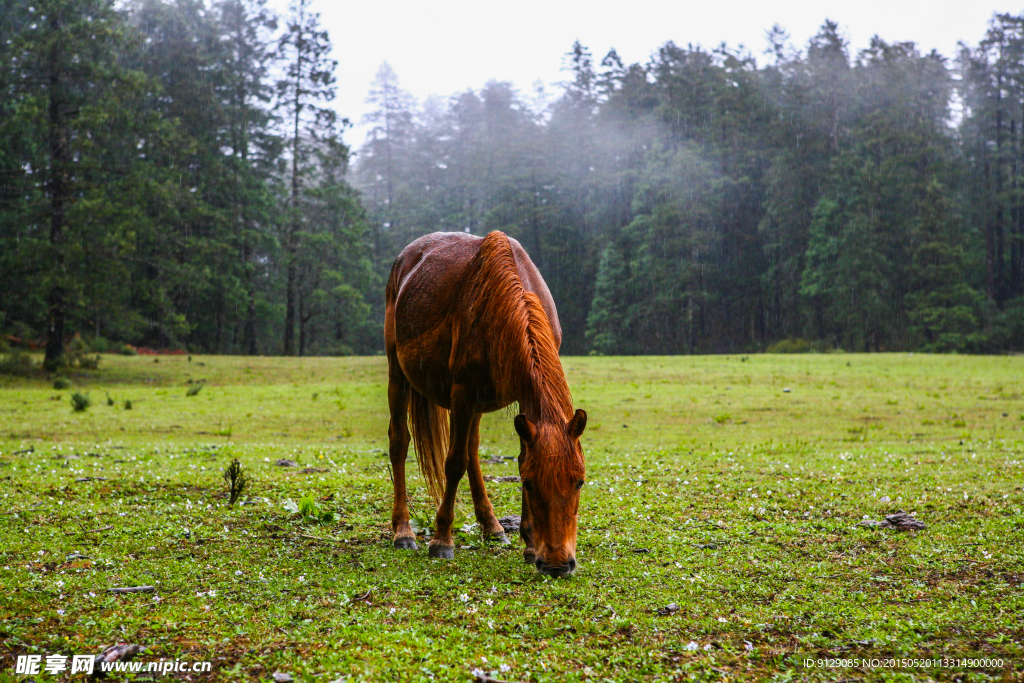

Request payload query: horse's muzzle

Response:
[535,557,576,578]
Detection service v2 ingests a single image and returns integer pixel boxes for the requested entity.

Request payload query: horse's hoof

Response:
[523,548,536,563]
[393,537,418,550]
[428,542,454,559]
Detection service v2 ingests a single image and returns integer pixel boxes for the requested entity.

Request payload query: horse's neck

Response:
[471,230,572,423]
[510,352,572,425]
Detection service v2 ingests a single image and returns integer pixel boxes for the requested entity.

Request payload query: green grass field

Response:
[1,353,1022,682]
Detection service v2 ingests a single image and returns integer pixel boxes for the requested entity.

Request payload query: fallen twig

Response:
[108,586,156,594]
[65,525,113,535]
[473,672,522,683]
[295,533,341,543]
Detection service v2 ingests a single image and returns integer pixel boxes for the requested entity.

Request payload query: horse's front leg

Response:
[519,446,536,563]
[428,389,473,559]
[465,414,509,543]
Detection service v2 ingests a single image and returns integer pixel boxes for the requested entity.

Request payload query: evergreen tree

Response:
[275,0,338,355]
[0,0,147,366]
[906,181,986,351]
[215,0,280,353]
[358,62,417,253]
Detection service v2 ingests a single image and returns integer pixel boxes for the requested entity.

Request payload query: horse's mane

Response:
[468,231,574,425]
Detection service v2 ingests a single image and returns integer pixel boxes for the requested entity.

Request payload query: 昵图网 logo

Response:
[15,654,212,675]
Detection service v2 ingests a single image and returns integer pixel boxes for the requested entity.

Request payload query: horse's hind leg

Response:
[465,415,509,543]
[388,369,416,550]
[428,388,473,559]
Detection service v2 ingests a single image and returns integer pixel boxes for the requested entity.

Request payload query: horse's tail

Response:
[408,389,449,503]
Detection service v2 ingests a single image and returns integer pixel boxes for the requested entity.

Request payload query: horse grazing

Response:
[385,230,587,577]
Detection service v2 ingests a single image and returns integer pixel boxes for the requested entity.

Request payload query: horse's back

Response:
[388,232,481,311]
[385,231,561,403]
[388,231,560,343]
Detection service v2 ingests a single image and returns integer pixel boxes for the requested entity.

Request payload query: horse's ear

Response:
[514,414,536,443]
[568,408,587,439]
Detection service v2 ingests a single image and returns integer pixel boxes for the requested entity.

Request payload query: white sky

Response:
[281,0,1016,149]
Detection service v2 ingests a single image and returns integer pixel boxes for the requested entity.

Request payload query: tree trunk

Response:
[245,287,258,354]
[1014,100,1024,298]
[283,39,303,356]
[991,59,1006,303]
[283,252,297,355]
[298,288,306,357]
[44,14,69,370]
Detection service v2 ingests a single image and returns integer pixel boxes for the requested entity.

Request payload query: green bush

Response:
[65,335,89,365]
[88,336,112,353]
[53,376,72,390]
[765,338,831,354]
[120,344,138,356]
[70,392,91,412]
[0,350,35,376]
[223,458,248,506]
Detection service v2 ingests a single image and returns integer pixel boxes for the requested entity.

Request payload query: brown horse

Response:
[385,230,587,577]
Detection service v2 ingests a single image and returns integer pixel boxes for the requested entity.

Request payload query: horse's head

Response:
[515,409,587,578]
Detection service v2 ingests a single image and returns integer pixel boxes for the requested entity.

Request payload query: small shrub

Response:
[0,350,35,376]
[70,392,91,412]
[43,354,67,372]
[88,336,111,353]
[120,344,137,356]
[65,334,89,367]
[78,354,101,370]
[298,494,319,519]
[409,511,433,536]
[296,494,335,524]
[765,338,831,354]
[223,458,248,506]
[53,376,72,390]
[186,382,203,397]
[123,399,132,410]
[106,393,114,406]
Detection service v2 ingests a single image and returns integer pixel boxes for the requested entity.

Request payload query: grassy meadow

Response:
[0,353,1022,682]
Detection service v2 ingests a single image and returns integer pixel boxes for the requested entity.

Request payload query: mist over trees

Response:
[358,23,1024,355]
[2,1,1024,358]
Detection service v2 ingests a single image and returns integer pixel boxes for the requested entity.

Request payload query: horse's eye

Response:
[522,480,532,492]
[575,479,585,490]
